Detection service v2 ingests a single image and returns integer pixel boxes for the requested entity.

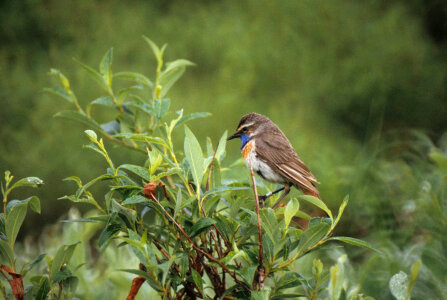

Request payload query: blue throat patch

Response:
[240,134,251,149]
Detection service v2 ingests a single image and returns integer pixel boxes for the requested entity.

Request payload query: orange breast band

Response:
[241,141,253,159]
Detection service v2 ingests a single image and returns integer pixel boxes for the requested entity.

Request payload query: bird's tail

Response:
[304,189,320,199]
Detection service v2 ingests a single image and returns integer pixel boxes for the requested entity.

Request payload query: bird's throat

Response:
[240,134,251,150]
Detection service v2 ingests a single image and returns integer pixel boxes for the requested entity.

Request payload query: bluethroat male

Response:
[228,113,320,208]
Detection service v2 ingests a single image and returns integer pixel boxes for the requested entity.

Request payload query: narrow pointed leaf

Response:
[159,67,185,98]
[284,198,300,229]
[189,218,216,238]
[114,133,168,148]
[119,164,151,181]
[6,202,28,248]
[143,36,161,60]
[175,112,212,129]
[184,126,204,196]
[54,110,102,131]
[100,48,113,87]
[114,71,153,88]
[43,87,72,103]
[121,195,148,205]
[191,269,203,293]
[164,59,195,73]
[298,195,333,221]
[328,237,382,253]
[0,239,14,267]
[296,222,330,255]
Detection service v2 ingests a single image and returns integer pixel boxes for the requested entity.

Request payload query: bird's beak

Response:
[227,131,240,141]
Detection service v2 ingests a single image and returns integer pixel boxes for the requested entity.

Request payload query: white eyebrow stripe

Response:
[238,122,255,130]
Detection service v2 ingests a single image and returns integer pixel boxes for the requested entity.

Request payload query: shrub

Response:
[42,37,381,299]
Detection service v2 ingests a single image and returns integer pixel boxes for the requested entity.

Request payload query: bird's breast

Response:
[241,140,254,160]
[241,141,285,183]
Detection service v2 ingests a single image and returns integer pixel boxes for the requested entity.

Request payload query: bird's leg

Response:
[259,186,285,201]
[271,184,291,209]
[259,187,284,208]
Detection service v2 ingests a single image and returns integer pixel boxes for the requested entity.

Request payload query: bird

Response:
[227,112,320,208]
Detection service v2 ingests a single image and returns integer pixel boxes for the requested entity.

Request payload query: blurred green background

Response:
[1,0,447,298]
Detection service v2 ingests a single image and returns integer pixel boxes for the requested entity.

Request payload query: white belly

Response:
[244,145,284,183]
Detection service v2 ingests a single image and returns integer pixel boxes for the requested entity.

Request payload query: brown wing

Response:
[255,130,320,197]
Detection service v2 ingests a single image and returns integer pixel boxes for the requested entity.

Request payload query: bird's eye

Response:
[242,127,248,132]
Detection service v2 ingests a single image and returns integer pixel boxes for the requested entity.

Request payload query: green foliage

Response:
[38,38,382,299]
[2,2,447,297]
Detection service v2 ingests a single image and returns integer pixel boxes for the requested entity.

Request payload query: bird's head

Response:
[227,113,271,147]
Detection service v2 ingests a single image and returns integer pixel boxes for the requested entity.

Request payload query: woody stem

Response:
[249,159,265,290]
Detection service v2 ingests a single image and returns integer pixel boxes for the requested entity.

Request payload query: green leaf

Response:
[159,66,185,98]
[125,230,147,266]
[202,186,249,199]
[312,258,323,280]
[151,168,182,182]
[173,188,182,218]
[74,174,115,199]
[62,276,79,294]
[26,253,47,271]
[407,260,421,298]
[143,36,162,62]
[114,71,153,88]
[100,48,113,88]
[184,126,204,197]
[239,266,257,286]
[74,58,108,91]
[23,196,41,214]
[284,198,300,229]
[276,206,312,220]
[6,201,28,248]
[58,195,102,211]
[175,112,212,129]
[35,276,50,300]
[389,271,408,300]
[191,269,203,293]
[251,289,271,300]
[0,239,14,267]
[54,110,102,131]
[43,87,72,103]
[87,96,115,115]
[215,131,228,162]
[189,218,216,238]
[154,98,170,120]
[164,59,195,73]
[298,195,333,221]
[50,242,80,278]
[49,68,70,90]
[328,237,382,253]
[276,272,305,290]
[328,264,343,300]
[119,164,151,181]
[114,133,168,148]
[10,177,43,191]
[52,269,72,283]
[332,195,348,228]
[84,131,98,144]
[98,222,122,248]
[63,176,82,187]
[271,294,307,299]
[120,269,163,292]
[296,222,330,255]
[121,195,148,205]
